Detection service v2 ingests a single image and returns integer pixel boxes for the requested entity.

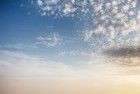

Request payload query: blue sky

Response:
[0,0,140,64]
[0,0,91,63]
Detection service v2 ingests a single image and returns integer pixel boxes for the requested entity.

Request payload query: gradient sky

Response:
[1,0,140,94]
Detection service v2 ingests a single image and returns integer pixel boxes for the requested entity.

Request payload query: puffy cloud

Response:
[36,33,62,47]
[63,4,77,15]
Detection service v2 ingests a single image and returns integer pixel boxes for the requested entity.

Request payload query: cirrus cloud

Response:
[35,32,62,47]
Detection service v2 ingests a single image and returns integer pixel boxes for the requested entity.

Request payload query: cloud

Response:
[1,50,139,76]
[34,0,140,50]
[58,50,87,57]
[0,50,74,78]
[0,50,136,76]
[36,0,138,37]
[63,4,77,15]
[0,50,118,80]
[100,45,140,66]
[35,33,62,47]
[102,47,140,58]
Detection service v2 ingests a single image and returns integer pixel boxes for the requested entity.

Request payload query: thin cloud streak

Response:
[35,32,62,47]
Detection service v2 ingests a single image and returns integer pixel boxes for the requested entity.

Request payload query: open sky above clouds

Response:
[1,0,140,94]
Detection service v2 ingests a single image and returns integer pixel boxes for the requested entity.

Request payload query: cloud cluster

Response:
[36,0,138,38]
[83,0,138,40]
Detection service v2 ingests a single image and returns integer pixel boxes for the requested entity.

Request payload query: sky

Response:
[0,0,140,62]
[0,0,95,63]
[1,0,140,94]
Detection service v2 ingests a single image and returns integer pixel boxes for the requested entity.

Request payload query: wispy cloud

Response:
[0,50,139,78]
[35,32,62,47]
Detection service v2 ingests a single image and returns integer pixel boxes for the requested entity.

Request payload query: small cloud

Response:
[63,4,77,15]
[36,33,62,47]
[58,50,87,57]
[37,0,43,6]
[69,50,79,56]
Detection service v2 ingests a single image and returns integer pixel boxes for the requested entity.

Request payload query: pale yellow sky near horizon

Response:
[1,62,140,94]
[1,51,140,94]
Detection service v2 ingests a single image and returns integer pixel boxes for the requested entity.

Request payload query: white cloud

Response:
[35,0,139,42]
[63,4,77,15]
[37,0,43,6]
[36,33,62,47]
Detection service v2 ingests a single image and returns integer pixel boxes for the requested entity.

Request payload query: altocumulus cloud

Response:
[35,0,138,39]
